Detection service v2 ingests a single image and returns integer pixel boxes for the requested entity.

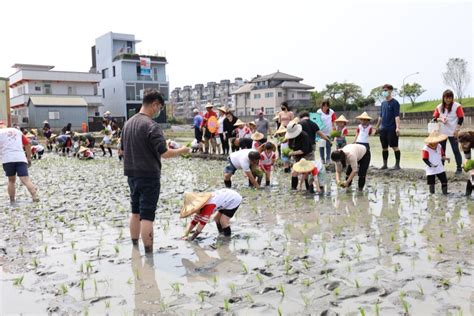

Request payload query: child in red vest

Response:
[259,142,276,186]
[422,131,450,194]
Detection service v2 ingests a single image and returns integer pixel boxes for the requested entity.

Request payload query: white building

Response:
[93,32,168,121]
[9,64,101,126]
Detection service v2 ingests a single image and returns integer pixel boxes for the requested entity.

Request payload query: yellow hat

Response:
[356,112,372,120]
[335,115,349,123]
[274,125,287,136]
[205,103,214,108]
[30,129,38,135]
[251,132,264,141]
[50,134,57,139]
[292,158,315,173]
[234,119,245,127]
[218,106,227,113]
[180,192,213,218]
[424,131,448,144]
[78,146,89,154]
[248,121,256,127]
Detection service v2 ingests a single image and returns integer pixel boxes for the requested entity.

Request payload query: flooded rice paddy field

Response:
[0,153,473,315]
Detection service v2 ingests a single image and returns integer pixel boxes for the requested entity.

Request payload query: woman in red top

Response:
[201,103,218,154]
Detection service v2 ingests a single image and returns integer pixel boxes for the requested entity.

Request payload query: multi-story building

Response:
[170,78,244,120]
[232,71,314,116]
[93,32,169,121]
[8,64,102,127]
[0,77,10,125]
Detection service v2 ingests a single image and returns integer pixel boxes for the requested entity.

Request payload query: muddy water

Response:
[0,154,473,315]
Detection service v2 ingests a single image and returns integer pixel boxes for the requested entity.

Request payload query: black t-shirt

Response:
[121,113,168,178]
[289,131,312,161]
[239,138,253,149]
[224,116,238,135]
[299,118,320,144]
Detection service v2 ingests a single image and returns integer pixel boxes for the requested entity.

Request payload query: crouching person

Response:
[292,158,326,194]
[180,189,242,241]
[331,143,370,191]
[224,149,261,189]
[422,131,450,195]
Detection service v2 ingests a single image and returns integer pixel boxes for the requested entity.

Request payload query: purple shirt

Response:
[193,114,203,128]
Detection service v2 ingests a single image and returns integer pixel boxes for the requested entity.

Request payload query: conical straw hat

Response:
[248,121,256,127]
[78,146,88,154]
[292,158,315,173]
[234,119,245,126]
[424,131,448,144]
[274,125,287,136]
[335,115,349,123]
[180,192,213,218]
[356,112,372,120]
[218,106,227,113]
[205,103,214,108]
[251,132,264,141]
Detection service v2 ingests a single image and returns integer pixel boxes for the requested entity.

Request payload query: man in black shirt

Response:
[121,89,190,254]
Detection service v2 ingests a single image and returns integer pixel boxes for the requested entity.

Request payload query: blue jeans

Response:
[319,140,332,163]
[440,137,462,171]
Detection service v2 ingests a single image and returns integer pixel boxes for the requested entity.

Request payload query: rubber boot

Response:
[224,180,232,188]
[108,147,113,157]
[466,180,473,196]
[266,180,270,186]
[304,179,310,191]
[284,167,291,173]
[216,222,223,234]
[291,177,298,190]
[308,185,315,194]
[429,184,435,194]
[441,183,448,195]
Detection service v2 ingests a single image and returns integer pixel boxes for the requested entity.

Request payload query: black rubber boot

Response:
[284,167,291,173]
[466,180,473,196]
[308,185,315,194]
[304,179,310,191]
[224,180,232,188]
[266,180,270,186]
[222,226,231,237]
[429,184,435,194]
[216,222,223,233]
[108,147,113,157]
[441,183,448,195]
[291,177,298,190]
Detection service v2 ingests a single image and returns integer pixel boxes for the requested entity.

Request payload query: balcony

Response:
[113,53,167,63]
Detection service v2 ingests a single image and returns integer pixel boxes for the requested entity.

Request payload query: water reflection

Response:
[131,247,161,314]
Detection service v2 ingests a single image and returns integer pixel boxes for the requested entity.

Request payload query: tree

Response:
[443,58,471,101]
[369,86,399,104]
[322,82,363,111]
[310,90,324,110]
[399,83,426,107]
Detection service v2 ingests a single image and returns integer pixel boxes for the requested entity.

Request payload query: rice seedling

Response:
[79,279,85,292]
[399,291,409,314]
[301,293,310,308]
[416,283,424,296]
[278,284,285,297]
[73,253,77,262]
[255,273,263,284]
[278,306,283,316]
[245,293,254,303]
[32,258,39,269]
[303,259,311,271]
[374,302,380,316]
[347,264,352,273]
[241,263,249,274]
[13,275,24,286]
[359,307,366,316]
[126,277,133,285]
[60,283,68,295]
[354,279,360,289]
[86,261,93,274]
[303,279,311,287]
[212,275,218,287]
[439,231,444,238]
[198,290,205,303]
[228,283,236,294]
[105,300,111,309]
[93,278,98,294]
[403,229,408,239]
[114,245,120,255]
[395,243,401,253]
[456,266,463,276]
[223,298,230,312]
[170,282,181,295]
[459,222,464,230]
[333,287,340,297]
[97,247,101,257]
[436,244,444,254]
[43,244,48,255]
[18,246,24,256]
[71,241,76,250]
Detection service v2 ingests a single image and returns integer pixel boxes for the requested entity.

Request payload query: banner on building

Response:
[139,57,151,76]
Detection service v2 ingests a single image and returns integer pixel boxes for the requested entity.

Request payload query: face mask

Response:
[381,91,389,98]
[281,107,286,111]
[153,106,162,119]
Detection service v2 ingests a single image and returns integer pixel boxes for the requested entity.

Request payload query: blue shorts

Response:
[3,162,29,177]
[127,177,161,221]
[224,158,237,175]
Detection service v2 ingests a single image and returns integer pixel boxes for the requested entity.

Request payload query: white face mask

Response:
[152,104,162,119]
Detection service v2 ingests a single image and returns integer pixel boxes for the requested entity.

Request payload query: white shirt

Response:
[435,102,463,137]
[317,108,335,135]
[356,124,373,144]
[207,189,242,211]
[0,128,28,164]
[422,144,445,176]
[218,116,225,134]
[230,148,256,172]
[337,144,367,172]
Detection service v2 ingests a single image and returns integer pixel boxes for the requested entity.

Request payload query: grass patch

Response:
[400,97,474,113]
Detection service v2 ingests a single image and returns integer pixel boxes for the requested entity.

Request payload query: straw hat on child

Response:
[292,158,315,173]
[205,103,214,108]
[285,121,303,139]
[251,132,264,141]
[248,121,256,127]
[424,131,448,144]
[30,129,38,136]
[274,125,287,136]
[218,106,227,113]
[180,192,213,218]
[78,146,88,154]
[334,115,349,123]
[356,112,372,120]
[234,119,245,127]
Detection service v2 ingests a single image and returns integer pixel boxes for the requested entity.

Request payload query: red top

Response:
[192,204,216,226]
[22,135,29,146]
[201,110,217,128]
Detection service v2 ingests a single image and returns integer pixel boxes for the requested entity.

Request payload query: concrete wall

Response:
[28,105,88,129]
[0,78,10,124]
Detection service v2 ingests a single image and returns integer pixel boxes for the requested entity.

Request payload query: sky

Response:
[1,0,472,102]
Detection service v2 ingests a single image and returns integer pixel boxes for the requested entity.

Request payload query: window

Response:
[278,92,283,97]
[265,92,274,98]
[291,93,294,98]
[102,89,105,98]
[48,111,60,120]
[67,86,76,95]
[101,68,108,79]
[44,83,52,95]
[253,93,261,99]
[266,108,274,115]
[35,86,41,92]
[113,66,116,77]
